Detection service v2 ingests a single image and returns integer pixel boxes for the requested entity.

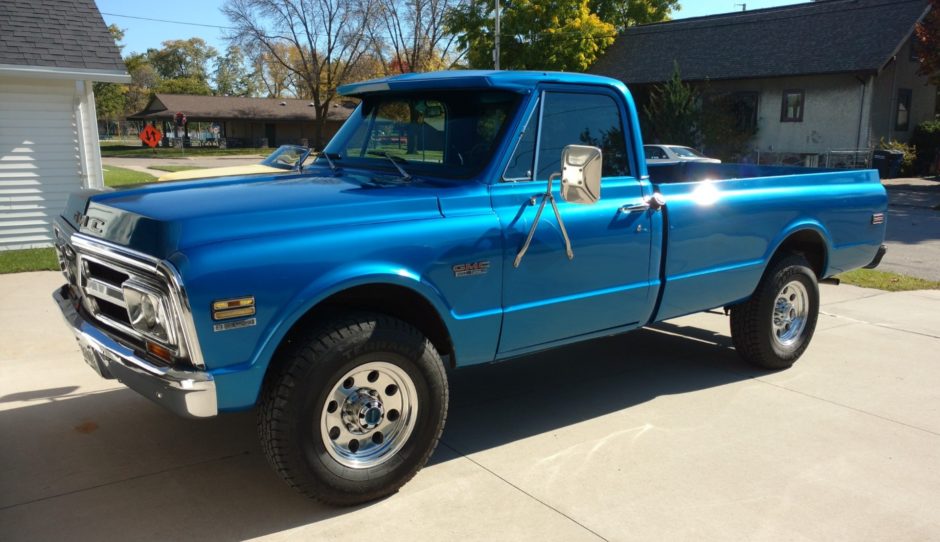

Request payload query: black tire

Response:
[259,311,448,505]
[730,254,819,369]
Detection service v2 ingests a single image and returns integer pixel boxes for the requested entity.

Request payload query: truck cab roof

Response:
[338,70,627,96]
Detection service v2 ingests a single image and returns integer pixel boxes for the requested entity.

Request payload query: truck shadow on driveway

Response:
[0,322,760,540]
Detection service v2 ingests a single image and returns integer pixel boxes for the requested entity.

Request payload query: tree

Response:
[214,45,257,96]
[915,0,940,84]
[147,38,219,80]
[699,92,758,160]
[446,0,616,71]
[250,44,297,98]
[224,0,378,147]
[368,0,464,74]
[124,53,161,114]
[94,25,128,132]
[643,62,698,146]
[589,0,677,32]
[155,76,214,95]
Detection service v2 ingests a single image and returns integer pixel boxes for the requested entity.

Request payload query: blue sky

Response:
[96,0,810,57]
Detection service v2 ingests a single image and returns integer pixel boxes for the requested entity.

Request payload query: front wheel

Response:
[258,312,448,505]
[730,254,820,369]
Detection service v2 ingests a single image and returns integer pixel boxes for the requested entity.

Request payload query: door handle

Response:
[620,193,665,214]
[620,202,650,213]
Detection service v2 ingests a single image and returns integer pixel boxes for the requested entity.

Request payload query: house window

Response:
[911,38,920,62]
[896,89,912,131]
[780,90,804,122]
[732,92,759,132]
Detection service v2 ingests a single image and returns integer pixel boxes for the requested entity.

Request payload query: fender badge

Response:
[453,261,490,277]
[213,317,256,332]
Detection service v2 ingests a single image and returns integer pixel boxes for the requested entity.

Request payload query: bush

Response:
[909,120,940,175]
[879,139,917,176]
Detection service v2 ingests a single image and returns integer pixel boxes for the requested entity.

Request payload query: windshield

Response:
[323,91,522,179]
[261,145,310,170]
[669,146,706,158]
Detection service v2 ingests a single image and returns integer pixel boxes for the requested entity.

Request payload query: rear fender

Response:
[763,220,833,278]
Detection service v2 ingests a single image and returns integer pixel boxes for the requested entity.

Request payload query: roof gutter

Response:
[0,63,131,83]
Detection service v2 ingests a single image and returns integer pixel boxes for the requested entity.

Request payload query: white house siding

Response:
[0,77,84,250]
[705,74,870,156]
[871,38,939,144]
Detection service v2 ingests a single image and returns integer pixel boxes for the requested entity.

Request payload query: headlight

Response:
[122,281,172,344]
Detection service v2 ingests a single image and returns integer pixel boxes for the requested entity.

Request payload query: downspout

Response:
[887,55,898,141]
[74,80,104,189]
[856,76,867,150]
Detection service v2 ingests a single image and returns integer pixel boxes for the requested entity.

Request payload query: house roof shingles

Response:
[0,0,126,73]
[130,94,357,122]
[591,0,930,84]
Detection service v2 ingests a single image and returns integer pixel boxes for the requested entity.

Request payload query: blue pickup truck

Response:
[53,71,887,505]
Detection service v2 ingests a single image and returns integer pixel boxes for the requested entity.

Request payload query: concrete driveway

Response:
[2,272,939,541]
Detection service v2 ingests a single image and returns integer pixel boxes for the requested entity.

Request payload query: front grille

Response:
[85,259,129,287]
[53,221,203,370]
[79,255,133,328]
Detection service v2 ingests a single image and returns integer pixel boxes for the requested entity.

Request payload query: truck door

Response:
[493,87,656,356]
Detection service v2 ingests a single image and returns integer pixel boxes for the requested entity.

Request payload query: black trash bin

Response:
[872,149,904,179]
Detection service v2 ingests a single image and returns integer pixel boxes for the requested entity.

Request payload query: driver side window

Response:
[536,92,629,180]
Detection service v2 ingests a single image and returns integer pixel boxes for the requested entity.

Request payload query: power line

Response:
[101,12,235,30]
[100,11,622,41]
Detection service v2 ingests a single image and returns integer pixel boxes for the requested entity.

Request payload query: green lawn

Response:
[147,165,207,173]
[103,165,156,187]
[836,268,940,291]
[100,145,269,158]
[0,248,58,274]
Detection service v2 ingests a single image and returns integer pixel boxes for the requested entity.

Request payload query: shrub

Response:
[909,120,940,175]
[879,139,917,176]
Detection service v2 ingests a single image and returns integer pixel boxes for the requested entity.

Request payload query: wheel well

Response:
[774,230,827,277]
[271,284,455,375]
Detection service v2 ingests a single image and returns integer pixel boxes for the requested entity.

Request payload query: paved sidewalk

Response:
[1,272,939,541]
[102,155,265,175]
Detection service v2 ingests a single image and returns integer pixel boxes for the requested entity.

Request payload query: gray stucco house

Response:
[0,0,129,250]
[591,0,937,165]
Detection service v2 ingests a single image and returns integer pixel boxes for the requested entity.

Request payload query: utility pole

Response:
[494,0,500,70]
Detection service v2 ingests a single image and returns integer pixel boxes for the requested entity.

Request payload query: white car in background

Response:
[644,145,721,164]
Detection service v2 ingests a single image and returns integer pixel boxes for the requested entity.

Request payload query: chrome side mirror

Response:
[560,145,602,205]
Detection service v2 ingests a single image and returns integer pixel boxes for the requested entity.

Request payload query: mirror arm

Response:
[513,173,575,268]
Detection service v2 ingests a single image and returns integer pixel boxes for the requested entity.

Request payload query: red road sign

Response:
[139,124,162,148]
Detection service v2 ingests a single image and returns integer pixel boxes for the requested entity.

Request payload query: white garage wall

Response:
[0,77,83,250]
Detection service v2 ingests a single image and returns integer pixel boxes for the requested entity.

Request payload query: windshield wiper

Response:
[367,151,412,182]
[318,151,340,175]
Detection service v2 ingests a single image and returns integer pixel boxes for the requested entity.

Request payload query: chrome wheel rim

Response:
[772,280,809,347]
[320,361,418,469]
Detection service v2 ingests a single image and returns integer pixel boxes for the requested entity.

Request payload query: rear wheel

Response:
[259,312,448,505]
[730,254,819,369]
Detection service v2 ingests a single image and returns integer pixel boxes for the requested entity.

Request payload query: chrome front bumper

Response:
[54,285,218,418]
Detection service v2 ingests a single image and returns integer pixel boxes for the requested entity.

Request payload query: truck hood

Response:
[64,169,445,258]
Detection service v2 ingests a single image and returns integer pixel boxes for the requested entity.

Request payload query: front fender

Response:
[208,265,457,410]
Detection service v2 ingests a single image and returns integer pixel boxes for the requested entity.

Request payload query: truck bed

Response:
[648,161,839,184]
[645,162,887,321]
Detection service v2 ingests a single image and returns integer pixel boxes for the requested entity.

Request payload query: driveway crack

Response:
[438,440,610,542]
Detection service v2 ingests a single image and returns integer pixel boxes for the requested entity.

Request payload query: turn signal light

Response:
[212,296,256,321]
[146,341,172,363]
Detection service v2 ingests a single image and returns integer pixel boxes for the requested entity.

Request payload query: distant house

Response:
[128,94,356,149]
[0,0,129,250]
[591,0,937,165]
